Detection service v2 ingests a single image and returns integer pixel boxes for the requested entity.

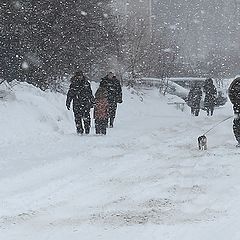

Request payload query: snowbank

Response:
[0,83,73,144]
[0,82,16,101]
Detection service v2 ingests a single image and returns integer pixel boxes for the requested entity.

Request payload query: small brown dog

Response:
[198,135,207,150]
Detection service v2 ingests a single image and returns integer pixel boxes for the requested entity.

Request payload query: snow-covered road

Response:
[1,84,240,240]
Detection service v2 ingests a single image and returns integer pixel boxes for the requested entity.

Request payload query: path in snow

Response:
[1,88,240,240]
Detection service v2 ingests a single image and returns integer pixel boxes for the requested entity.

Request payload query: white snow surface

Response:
[0,82,240,240]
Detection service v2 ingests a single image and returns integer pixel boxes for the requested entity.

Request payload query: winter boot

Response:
[77,128,83,134]
[109,117,114,128]
[85,127,90,135]
[95,126,100,134]
[236,137,240,147]
[101,127,107,135]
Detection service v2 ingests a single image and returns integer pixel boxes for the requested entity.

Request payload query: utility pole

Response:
[149,0,153,40]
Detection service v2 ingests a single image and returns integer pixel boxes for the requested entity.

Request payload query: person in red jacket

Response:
[94,87,109,135]
[99,72,122,127]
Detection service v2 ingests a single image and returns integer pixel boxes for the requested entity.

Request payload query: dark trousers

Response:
[108,102,117,126]
[206,107,214,116]
[233,116,240,143]
[95,119,108,135]
[191,107,200,116]
[74,110,91,134]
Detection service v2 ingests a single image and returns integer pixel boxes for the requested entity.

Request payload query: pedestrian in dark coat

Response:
[94,87,109,135]
[228,77,240,147]
[99,72,122,127]
[203,78,217,116]
[66,71,94,134]
[187,83,202,116]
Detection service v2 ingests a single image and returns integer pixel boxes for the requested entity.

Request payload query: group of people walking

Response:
[65,72,240,147]
[66,71,122,135]
[187,78,217,116]
[187,76,240,147]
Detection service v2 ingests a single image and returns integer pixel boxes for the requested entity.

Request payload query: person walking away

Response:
[228,77,240,147]
[99,72,122,128]
[187,83,202,116]
[203,78,217,116]
[94,87,109,135]
[66,71,94,134]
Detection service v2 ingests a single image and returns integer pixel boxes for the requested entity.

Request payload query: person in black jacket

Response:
[187,83,202,116]
[66,71,94,134]
[203,78,217,116]
[228,77,240,147]
[99,72,122,127]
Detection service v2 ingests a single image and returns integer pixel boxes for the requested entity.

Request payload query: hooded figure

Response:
[99,72,122,127]
[66,71,94,134]
[94,87,109,135]
[203,78,217,116]
[228,77,240,147]
[187,83,202,116]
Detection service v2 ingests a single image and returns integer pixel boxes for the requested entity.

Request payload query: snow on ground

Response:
[0,82,240,240]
